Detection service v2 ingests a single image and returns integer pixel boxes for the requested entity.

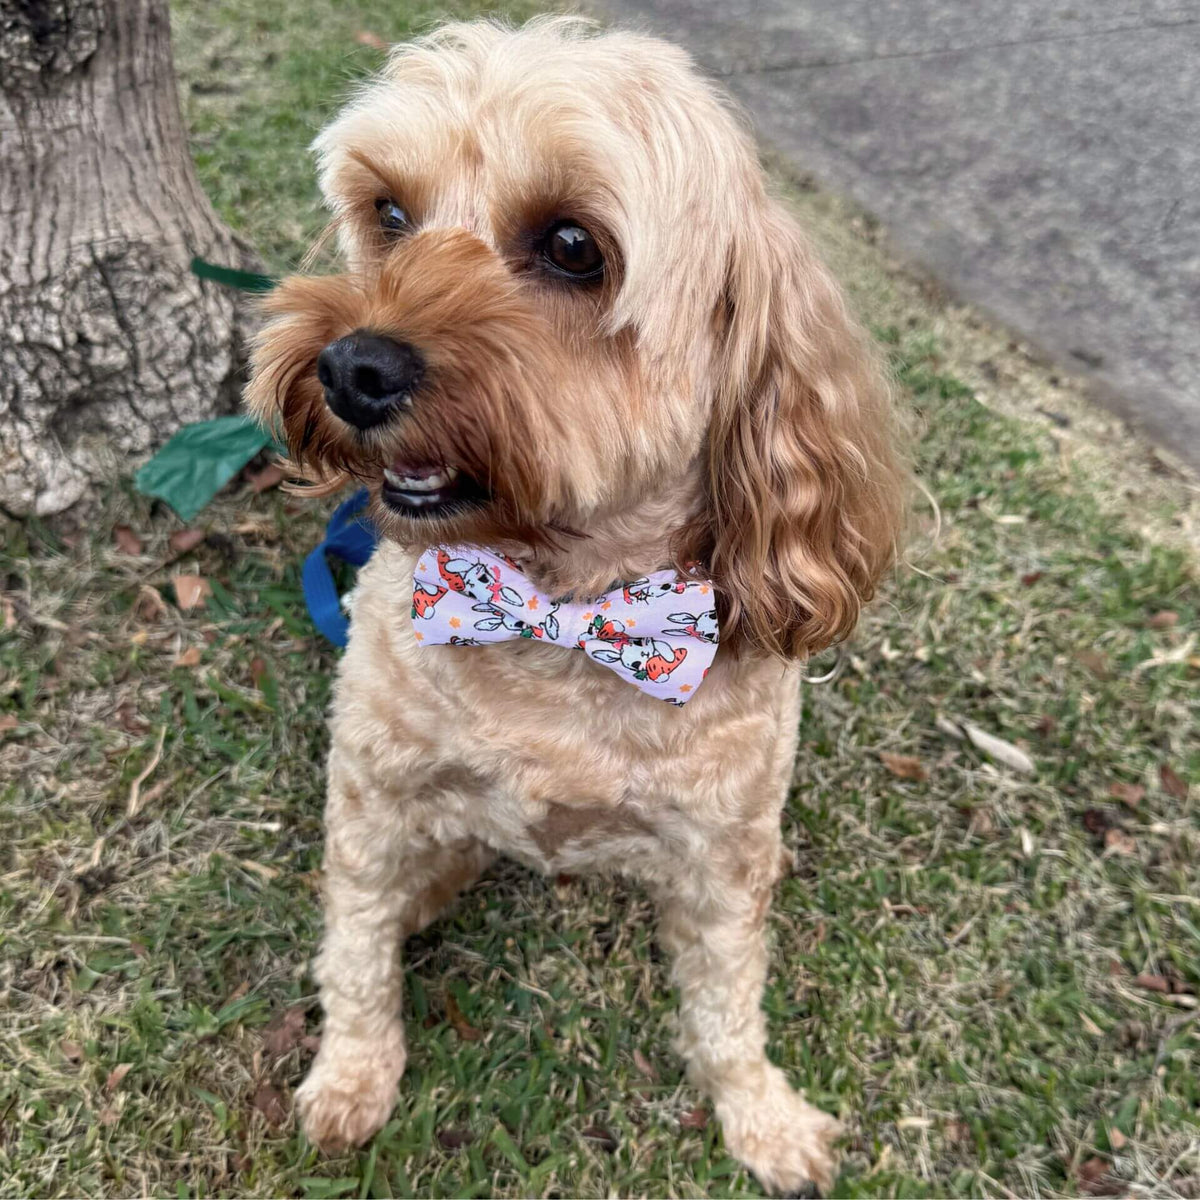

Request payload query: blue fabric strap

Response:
[302,488,378,647]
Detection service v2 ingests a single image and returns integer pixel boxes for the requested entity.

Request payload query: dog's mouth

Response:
[380,458,487,517]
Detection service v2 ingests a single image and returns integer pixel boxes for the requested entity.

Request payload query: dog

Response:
[246,17,906,1193]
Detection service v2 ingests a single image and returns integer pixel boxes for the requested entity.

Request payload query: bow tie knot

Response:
[412,546,719,703]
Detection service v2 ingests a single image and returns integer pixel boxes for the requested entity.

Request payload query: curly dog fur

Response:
[245,17,907,1192]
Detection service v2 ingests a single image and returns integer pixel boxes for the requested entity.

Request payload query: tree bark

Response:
[0,0,259,516]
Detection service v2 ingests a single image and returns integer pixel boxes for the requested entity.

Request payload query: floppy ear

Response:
[685,197,908,660]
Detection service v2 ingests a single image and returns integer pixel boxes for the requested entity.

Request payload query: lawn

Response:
[1,1,1198,1197]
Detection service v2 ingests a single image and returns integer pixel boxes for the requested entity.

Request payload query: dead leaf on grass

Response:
[0,713,18,733]
[437,1128,475,1150]
[172,574,211,611]
[1146,611,1179,629]
[679,1106,709,1130]
[879,752,929,782]
[247,462,286,493]
[174,645,202,668]
[1108,782,1144,808]
[261,1006,306,1061]
[1082,809,1110,836]
[135,584,168,621]
[1103,827,1137,856]
[168,528,206,555]
[1109,1127,1128,1150]
[113,525,143,555]
[251,1083,289,1127]
[581,1125,618,1151]
[355,29,387,48]
[98,1105,119,1127]
[445,992,482,1042]
[1160,764,1188,800]
[1075,1156,1122,1196]
[1020,571,1044,586]
[633,1048,657,1080]
[249,657,268,687]
[1076,649,1113,679]
[105,1063,132,1091]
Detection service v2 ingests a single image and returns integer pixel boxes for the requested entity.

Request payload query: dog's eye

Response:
[375,198,410,234]
[543,221,603,279]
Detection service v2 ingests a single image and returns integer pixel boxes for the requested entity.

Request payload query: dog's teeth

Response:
[383,467,457,492]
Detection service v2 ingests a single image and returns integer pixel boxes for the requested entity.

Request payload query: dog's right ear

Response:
[686,196,908,661]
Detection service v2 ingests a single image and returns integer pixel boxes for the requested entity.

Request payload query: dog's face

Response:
[246,18,907,659]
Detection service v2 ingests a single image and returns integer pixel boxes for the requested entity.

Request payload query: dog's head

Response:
[246,17,907,659]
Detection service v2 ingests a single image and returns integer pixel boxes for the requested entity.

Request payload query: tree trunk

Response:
[0,0,260,516]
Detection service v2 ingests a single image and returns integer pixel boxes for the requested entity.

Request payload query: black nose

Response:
[317,331,424,430]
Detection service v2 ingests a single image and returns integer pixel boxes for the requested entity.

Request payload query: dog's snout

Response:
[317,331,424,430]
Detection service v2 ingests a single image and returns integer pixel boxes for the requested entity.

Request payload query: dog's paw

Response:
[716,1070,841,1196]
[296,1027,406,1153]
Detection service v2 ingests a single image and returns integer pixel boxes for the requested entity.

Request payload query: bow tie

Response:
[411,546,720,703]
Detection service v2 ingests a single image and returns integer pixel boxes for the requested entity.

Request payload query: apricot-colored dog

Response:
[246,17,906,1193]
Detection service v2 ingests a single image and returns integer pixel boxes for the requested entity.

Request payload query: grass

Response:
[1,0,1198,1196]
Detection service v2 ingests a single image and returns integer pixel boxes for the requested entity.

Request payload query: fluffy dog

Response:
[246,17,906,1193]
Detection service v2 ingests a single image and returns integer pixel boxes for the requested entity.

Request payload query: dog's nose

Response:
[317,331,424,430]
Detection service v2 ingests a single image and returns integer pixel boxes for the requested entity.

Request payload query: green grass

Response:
[1,1,1198,1196]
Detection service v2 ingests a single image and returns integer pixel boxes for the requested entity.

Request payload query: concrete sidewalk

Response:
[595,0,1200,472]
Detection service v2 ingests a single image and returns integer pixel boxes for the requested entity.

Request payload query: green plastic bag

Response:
[134,414,281,521]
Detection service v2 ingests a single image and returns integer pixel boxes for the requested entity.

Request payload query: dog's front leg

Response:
[654,838,840,1195]
[297,752,493,1152]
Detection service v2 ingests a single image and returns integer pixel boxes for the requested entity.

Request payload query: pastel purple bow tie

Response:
[411,545,720,704]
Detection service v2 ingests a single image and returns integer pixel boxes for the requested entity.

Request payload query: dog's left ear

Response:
[686,197,908,660]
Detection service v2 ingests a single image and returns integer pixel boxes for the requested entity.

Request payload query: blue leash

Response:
[301,488,378,647]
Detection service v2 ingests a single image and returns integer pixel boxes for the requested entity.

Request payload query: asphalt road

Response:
[595,0,1200,471]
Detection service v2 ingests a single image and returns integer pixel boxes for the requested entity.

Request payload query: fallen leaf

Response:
[1133,973,1170,994]
[945,1120,971,1144]
[135,584,168,621]
[679,1106,709,1130]
[632,1048,657,1080]
[226,981,250,1005]
[879,752,929,782]
[172,574,211,612]
[1076,1156,1121,1196]
[249,657,268,687]
[355,29,387,49]
[1082,809,1110,836]
[248,462,286,493]
[1076,649,1113,680]
[251,1083,289,1127]
[98,1105,119,1127]
[960,721,1035,774]
[106,1063,132,1091]
[174,645,202,668]
[581,1125,618,1152]
[0,713,18,733]
[114,702,148,734]
[1104,827,1136,856]
[1108,1127,1127,1151]
[113,526,143,555]
[240,858,279,881]
[445,992,482,1042]
[1147,611,1179,629]
[261,1006,306,1061]
[437,1128,475,1150]
[60,1039,84,1063]
[1160,764,1188,800]
[1108,782,1144,809]
[1035,714,1059,735]
[129,941,148,959]
[169,528,206,555]
[1020,571,1044,586]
